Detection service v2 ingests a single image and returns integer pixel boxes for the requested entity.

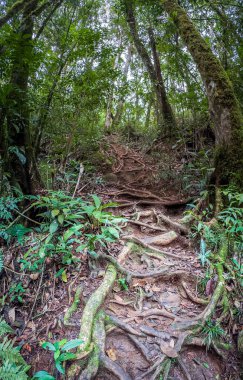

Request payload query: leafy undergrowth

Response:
[0,142,242,380]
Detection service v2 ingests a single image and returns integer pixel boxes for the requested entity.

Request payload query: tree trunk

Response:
[162,0,243,186]
[123,0,175,134]
[148,27,176,134]
[112,44,133,128]
[3,0,41,193]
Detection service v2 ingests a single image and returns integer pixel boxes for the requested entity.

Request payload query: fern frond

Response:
[0,318,13,337]
[0,360,29,380]
[0,337,25,364]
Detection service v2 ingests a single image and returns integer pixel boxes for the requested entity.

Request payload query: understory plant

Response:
[1,191,124,276]
[187,187,243,293]
[0,317,30,380]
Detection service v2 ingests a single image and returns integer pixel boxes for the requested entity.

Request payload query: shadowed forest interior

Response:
[0,0,242,379]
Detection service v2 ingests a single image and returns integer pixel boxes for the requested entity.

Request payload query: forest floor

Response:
[4,135,240,379]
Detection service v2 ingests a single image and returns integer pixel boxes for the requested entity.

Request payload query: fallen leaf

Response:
[8,307,15,323]
[61,270,67,283]
[106,348,117,361]
[22,343,32,353]
[30,273,39,280]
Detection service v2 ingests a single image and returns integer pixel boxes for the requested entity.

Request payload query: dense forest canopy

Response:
[0,1,242,379]
[0,0,242,193]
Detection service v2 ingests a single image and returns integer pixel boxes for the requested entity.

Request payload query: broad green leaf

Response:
[32,370,55,380]
[91,194,101,209]
[63,224,83,242]
[54,349,61,360]
[62,339,83,351]
[106,227,119,239]
[55,359,65,374]
[58,214,65,224]
[51,209,60,217]
[42,342,56,351]
[49,220,59,234]
[59,352,77,361]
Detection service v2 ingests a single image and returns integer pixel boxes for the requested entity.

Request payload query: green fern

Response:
[0,337,25,364]
[0,360,30,380]
[0,318,30,380]
[0,318,13,337]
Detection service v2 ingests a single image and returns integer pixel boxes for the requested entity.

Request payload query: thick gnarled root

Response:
[67,264,117,379]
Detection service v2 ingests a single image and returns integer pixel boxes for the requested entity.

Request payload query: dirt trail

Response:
[17,136,225,379]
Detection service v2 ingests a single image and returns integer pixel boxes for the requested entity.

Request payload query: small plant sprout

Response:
[41,338,83,375]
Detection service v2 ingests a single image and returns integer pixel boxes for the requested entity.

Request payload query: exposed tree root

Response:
[117,243,133,264]
[115,198,191,207]
[96,252,181,279]
[143,231,178,246]
[79,311,132,380]
[106,314,144,337]
[67,265,117,379]
[181,281,209,305]
[126,333,151,362]
[122,235,188,259]
[64,286,82,326]
[177,357,192,380]
[157,213,189,235]
[128,219,167,232]
[126,307,184,321]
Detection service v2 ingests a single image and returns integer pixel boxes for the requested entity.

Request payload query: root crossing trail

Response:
[21,137,227,379]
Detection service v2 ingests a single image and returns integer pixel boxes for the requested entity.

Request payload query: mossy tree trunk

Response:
[123,0,176,134]
[162,0,243,186]
[1,0,41,194]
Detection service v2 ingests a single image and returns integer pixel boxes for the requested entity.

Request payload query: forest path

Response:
[21,136,224,379]
[91,136,222,380]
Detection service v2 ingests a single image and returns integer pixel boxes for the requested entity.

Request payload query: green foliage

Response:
[0,318,13,338]
[118,277,129,291]
[18,191,124,272]
[41,338,83,375]
[9,282,25,303]
[201,320,225,349]
[0,318,30,380]
[32,371,55,380]
[218,187,243,252]
[0,361,29,380]
[0,193,36,244]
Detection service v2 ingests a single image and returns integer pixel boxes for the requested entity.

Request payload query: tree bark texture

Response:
[162,0,243,186]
